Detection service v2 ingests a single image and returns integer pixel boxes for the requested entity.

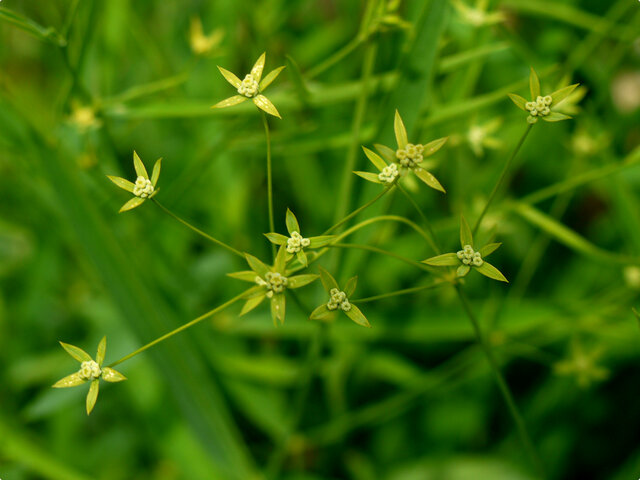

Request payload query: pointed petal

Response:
[374,143,396,163]
[274,245,287,273]
[479,242,501,257]
[102,367,127,382]
[344,276,358,297]
[542,112,572,122]
[345,304,370,328]
[59,342,92,362]
[457,265,471,277]
[394,109,408,149]
[119,197,145,213]
[86,379,99,415]
[354,171,383,184]
[508,93,528,111]
[355,171,384,184]
[476,262,508,282]
[414,168,445,193]
[550,84,579,106]
[107,176,135,193]
[212,95,248,109]
[287,274,318,289]
[151,158,162,187]
[460,215,473,248]
[253,94,281,118]
[259,66,285,91]
[240,294,266,316]
[309,304,332,321]
[245,253,270,277]
[286,209,300,234]
[422,137,448,157]
[529,67,540,99]
[251,52,266,82]
[52,372,86,388]
[227,270,259,282]
[296,250,308,267]
[362,146,387,170]
[217,66,242,88]
[422,253,459,266]
[96,336,106,366]
[133,151,148,179]
[318,266,339,291]
[270,294,285,325]
[265,232,289,245]
[308,235,335,248]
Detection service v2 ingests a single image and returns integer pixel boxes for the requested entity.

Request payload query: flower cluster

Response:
[53,337,126,415]
[133,176,154,198]
[107,151,161,212]
[525,96,552,118]
[327,288,352,312]
[396,143,424,168]
[378,162,399,183]
[238,74,260,98]
[457,245,483,267]
[256,271,288,297]
[79,360,102,380]
[286,231,310,253]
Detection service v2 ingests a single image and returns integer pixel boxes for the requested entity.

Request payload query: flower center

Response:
[395,143,424,168]
[286,231,310,253]
[456,244,483,266]
[327,288,351,312]
[525,95,552,117]
[378,163,399,183]
[256,271,288,297]
[238,74,259,98]
[133,176,154,198]
[79,360,102,380]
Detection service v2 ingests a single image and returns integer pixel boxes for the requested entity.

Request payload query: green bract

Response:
[228,245,319,325]
[357,110,447,193]
[107,151,161,213]
[212,52,285,118]
[309,267,370,327]
[508,67,579,124]
[422,215,508,283]
[264,209,335,267]
[52,336,126,415]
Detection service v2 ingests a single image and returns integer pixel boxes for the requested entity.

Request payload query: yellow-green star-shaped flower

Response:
[228,245,318,325]
[212,52,285,118]
[309,267,370,328]
[509,67,579,124]
[264,209,334,267]
[107,151,161,213]
[356,110,448,193]
[52,336,126,415]
[422,215,508,282]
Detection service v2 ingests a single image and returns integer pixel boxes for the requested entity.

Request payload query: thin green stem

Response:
[307,36,366,80]
[152,199,244,258]
[396,184,441,254]
[262,112,276,259]
[472,123,533,237]
[323,186,394,235]
[330,242,431,272]
[455,285,545,478]
[353,279,446,303]
[336,214,433,245]
[107,290,248,367]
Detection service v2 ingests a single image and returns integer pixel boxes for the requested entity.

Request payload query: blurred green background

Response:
[1,0,640,479]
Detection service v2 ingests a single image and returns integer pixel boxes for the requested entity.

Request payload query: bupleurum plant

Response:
[52,39,582,480]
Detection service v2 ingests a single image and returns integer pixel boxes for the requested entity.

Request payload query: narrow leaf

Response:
[287,274,319,289]
[96,336,106,366]
[308,235,334,248]
[253,95,281,118]
[362,146,387,170]
[285,209,300,234]
[240,295,266,316]
[119,197,145,213]
[414,168,445,193]
[133,151,148,179]
[274,245,287,273]
[529,67,540,99]
[52,372,85,388]
[550,84,579,106]
[457,265,471,277]
[296,250,308,267]
[251,52,266,82]
[264,233,288,245]
[344,276,358,297]
[217,66,241,88]
[309,304,332,321]
[476,262,509,282]
[151,158,162,187]
[227,270,259,282]
[460,215,473,247]
[259,66,285,91]
[107,176,134,193]
[542,112,572,122]
[374,143,396,163]
[270,294,285,325]
[345,305,370,328]
[479,242,501,257]
[86,379,99,415]
[422,137,448,157]
[508,93,527,111]
[59,342,92,362]
[102,367,127,383]
[318,266,339,291]
[245,253,270,277]
[212,95,247,109]
[354,171,383,184]
[394,109,408,149]
[422,253,459,266]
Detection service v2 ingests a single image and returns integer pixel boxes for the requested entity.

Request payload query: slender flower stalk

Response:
[262,112,276,259]
[323,186,395,235]
[455,285,545,478]
[353,279,446,304]
[151,199,244,258]
[472,123,533,237]
[107,290,249,368]
[396,184,441,254]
